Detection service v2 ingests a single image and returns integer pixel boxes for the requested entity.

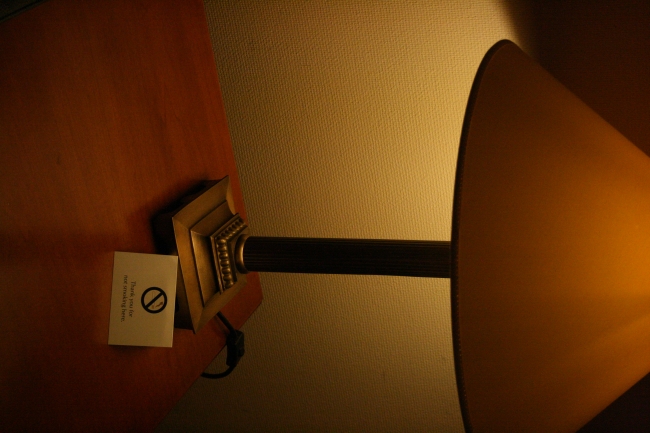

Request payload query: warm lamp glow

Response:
[452,40,650,432]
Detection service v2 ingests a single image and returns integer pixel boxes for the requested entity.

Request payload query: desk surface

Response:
[0,1,262,430]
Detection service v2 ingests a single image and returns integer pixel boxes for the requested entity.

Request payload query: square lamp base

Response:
[154,177,248,332]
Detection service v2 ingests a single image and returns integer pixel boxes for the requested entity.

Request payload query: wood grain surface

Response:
[0,0,262,431]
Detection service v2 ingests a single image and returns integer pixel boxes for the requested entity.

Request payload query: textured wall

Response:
[157,1,522,432]
[158,1,522,432]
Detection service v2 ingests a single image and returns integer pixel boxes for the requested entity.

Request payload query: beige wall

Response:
[157,1,649,432]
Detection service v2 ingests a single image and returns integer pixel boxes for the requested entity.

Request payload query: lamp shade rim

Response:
[450,39,515,433]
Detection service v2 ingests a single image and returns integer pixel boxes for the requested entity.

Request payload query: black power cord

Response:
[201,312,245,379]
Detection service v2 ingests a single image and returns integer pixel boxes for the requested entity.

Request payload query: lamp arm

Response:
[235,236,451,278]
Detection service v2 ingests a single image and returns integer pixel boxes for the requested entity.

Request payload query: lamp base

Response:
[154,177,249,332]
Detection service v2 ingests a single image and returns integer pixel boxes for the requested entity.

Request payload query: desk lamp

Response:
[157,40,650,432]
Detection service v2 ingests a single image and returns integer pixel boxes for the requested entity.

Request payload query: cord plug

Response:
[201,312,245,379]
[226,329,245,368]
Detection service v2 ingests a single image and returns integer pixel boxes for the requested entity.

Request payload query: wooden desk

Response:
[0,1,262,431]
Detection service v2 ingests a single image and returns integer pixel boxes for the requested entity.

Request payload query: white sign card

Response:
[108,252,178,347]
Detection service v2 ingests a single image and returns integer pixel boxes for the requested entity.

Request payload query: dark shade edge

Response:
[450,39,515,433]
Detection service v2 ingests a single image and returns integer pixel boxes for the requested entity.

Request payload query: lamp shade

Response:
[452,41,650,432]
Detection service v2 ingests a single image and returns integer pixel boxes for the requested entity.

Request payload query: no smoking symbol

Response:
[141,287,167,314]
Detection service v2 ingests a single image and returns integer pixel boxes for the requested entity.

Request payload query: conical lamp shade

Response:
[452,41,650,432]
